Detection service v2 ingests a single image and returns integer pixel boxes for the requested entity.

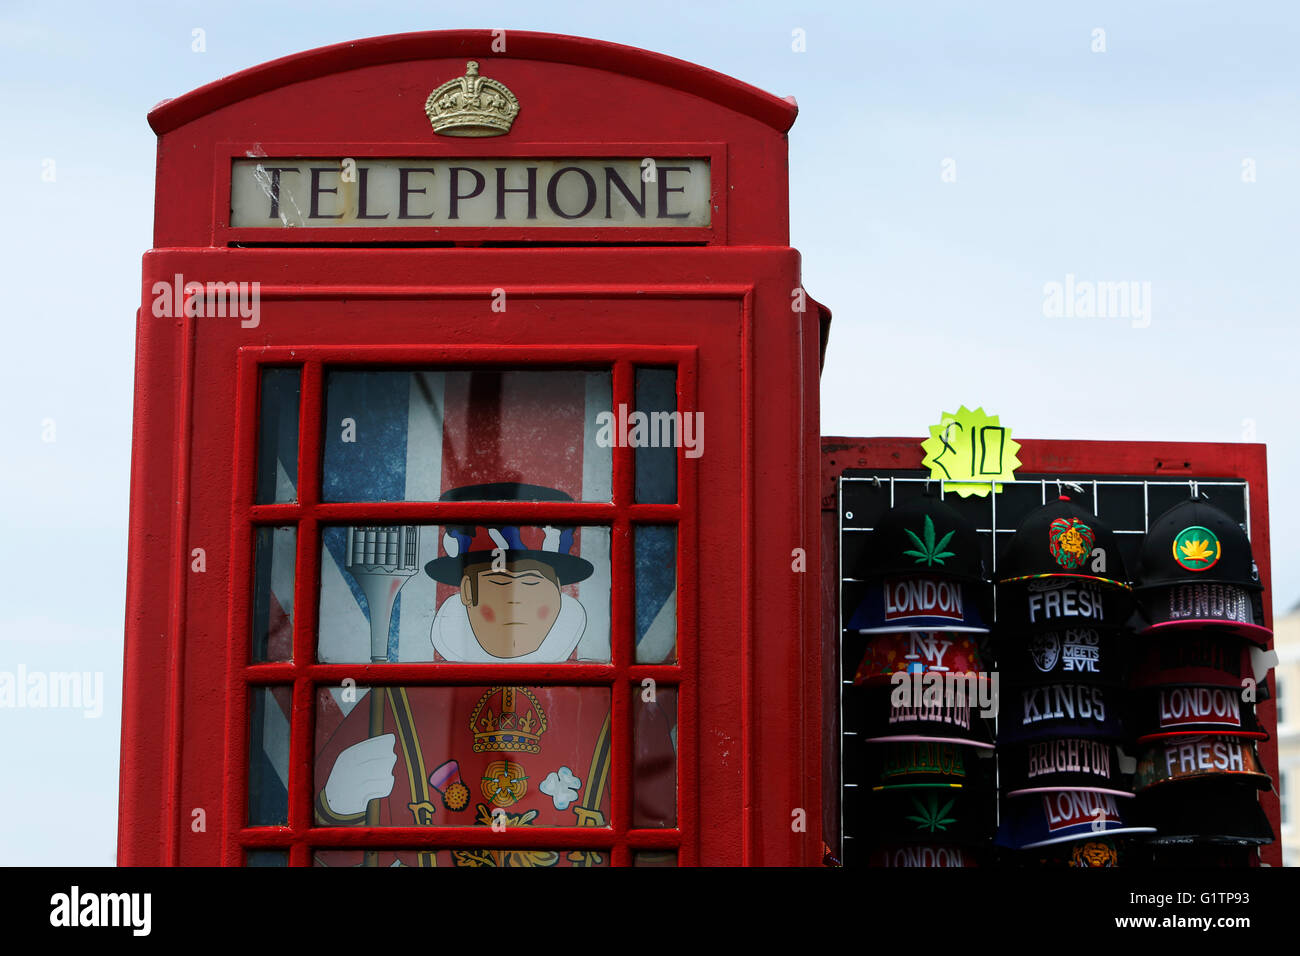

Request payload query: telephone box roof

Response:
[147,29,801,135]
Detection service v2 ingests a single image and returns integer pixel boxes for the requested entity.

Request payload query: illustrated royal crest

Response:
[451,805,560,868]
[425,61,520,137]
[902,515,956,568]
[481,760,529,807]
[470,686,548,753]
[1048,517,1095,570]
[1172,525,1221,572]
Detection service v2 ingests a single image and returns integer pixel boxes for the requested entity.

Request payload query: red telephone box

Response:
[120,31,829,866]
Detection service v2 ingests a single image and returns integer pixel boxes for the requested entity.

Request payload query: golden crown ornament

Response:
[424,61,520,137]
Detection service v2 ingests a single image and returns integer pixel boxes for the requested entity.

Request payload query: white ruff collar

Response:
[430,591,586,663]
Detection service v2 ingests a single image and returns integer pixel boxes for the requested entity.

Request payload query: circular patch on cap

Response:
[1172,525,1221,572]
[1049,517,1095,571]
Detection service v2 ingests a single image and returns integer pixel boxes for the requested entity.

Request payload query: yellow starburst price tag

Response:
[920,406,1022,498]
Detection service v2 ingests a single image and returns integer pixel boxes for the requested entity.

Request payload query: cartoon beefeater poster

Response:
[297,371,677,866]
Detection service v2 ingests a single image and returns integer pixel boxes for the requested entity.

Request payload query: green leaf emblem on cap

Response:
[1172,525,1220,572]
[905,795,957,833]
[902,515,956,567]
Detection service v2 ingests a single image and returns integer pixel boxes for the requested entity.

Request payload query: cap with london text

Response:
[997,496,1130,590]
[996,791,1155,849]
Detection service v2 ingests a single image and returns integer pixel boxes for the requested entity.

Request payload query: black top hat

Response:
[423,482,594,586]
[1135,498,1262,591]
[997,496,1128,589]
[856,493,987,584]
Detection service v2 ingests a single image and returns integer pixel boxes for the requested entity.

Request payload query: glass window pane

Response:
[322,369,612,502]
[312,848,609,867]
[256,368,300,503]
[314,686,612,829]
[252,526,295,662]
[245,850,288,866]
[317,524,610,664]
[249,686,292,825]
[634,367,679,503]
[635,525,676,663]
[633,684,678,828]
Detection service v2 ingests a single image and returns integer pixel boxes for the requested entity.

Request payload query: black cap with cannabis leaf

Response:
[1135,498,1262,591]
[856,494,987,584]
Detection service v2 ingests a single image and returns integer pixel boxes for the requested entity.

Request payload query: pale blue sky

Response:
[0,1,1296,865]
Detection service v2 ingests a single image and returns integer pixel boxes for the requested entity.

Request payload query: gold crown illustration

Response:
[425,61,520,137]
[470,686,548,754]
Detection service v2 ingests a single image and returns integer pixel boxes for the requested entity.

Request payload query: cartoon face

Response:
[459,559,562,658]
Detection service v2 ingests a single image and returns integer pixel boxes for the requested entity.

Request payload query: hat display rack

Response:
[1129,494,1278,862]
[846,488,997,867]
[838,474,1278,867]
[993,494,1153,864]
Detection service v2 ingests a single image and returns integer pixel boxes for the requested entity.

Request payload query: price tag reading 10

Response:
[920,406,1022,498]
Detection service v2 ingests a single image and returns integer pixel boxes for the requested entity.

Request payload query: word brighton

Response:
[594,404,704,459]
[889,671,999,720]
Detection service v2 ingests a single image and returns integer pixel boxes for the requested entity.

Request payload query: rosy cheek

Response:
[537,605,551,620]
[479,606,495,623]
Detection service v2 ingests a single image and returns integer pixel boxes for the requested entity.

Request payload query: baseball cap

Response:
[997,626,1128,687]
[1131,685,1266,743]
[1131,631,1261,689]
[864,787,993,846]
[1135,498,1262,591]
[865,843,978,867]
[1135,582,1272,645]
[846,575,991,634]
[996,682,1124,745]
[865,740,975,791]
[859,682,996,749]
[855,493,987,584]
[996,791,1155,849]
[996,577,1134,631]
[1134,735,1270,792]
[852,631,986,685]
[997,497,1130,589]
[1135,777,1274,845]
[1000,738,1132,797]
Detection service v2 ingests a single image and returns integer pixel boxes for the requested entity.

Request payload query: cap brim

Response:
[999,572,1132,590]
[1006,785,1134,799]
[1138,618,1273,645]
[863,733,996,750]
[1010,826,1156,850]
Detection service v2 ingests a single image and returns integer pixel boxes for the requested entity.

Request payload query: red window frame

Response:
[226,344,699,866]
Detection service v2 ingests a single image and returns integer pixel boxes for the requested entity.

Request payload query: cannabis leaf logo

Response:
[905,795,957,833]
[1172,525,1220,571]
[902,515,956,567]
